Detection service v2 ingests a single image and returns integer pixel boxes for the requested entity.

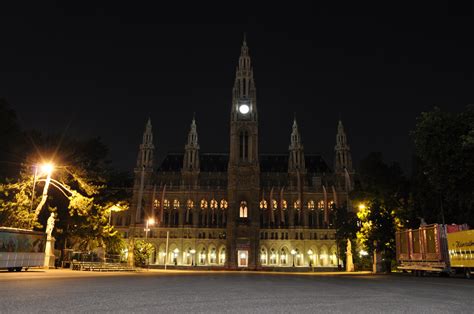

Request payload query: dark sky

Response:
[1,2,473,173]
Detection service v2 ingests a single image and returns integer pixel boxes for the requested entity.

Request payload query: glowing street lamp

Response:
[307,249,314,267]
[144,218,155,240]
[190,249,196,266]
[33,162,55,224]
[291,249,297,267]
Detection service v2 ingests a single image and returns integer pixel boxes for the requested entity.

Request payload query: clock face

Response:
[239,104,250,114]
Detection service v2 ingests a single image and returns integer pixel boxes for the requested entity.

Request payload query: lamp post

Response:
[32,163,54,225]
[144,218,155,240]
[190,249,196,266]
[291,249,296,267]
[307,249,314,268]
[173,248,179,266]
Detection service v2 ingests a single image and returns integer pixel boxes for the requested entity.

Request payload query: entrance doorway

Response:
[238,250,248,267]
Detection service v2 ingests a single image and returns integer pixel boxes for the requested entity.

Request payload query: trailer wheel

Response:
[465,268,471,279]
[15,267,22,272]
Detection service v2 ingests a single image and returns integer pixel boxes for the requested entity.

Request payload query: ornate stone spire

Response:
[183,115,200,172]
[232,35,257,121]
[137,118,154,169]
[288,116,305,172]
[334,120,352,173]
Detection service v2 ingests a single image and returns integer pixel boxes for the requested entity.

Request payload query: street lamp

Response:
[144,218,155,240]
[190,249,196,266]
[291,249,296,267]
[33,162,55,223]
[173,248,179,265]
[307,249,314,268]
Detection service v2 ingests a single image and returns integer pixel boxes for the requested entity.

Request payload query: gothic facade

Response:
[115,39,354,270]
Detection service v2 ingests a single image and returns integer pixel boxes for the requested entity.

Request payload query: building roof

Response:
[157,153,330,174]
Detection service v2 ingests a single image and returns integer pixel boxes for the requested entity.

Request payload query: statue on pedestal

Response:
[45,212,56,239]
[346,239,354,272]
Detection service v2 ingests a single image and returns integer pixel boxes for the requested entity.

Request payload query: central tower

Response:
[227,37,260,269]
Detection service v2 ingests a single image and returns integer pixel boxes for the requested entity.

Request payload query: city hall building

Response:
[115,39,354,270]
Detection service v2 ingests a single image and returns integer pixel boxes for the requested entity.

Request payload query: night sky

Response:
[1,3,473,173]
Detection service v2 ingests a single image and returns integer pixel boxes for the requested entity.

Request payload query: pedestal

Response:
[44,236,56,269]
[346,253,354,272]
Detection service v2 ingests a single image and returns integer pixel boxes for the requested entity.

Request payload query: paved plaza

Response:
[0,270,473,313]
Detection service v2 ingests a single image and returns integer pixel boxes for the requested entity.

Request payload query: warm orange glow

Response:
[40,163,54,175]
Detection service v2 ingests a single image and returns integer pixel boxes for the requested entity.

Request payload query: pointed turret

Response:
[288,116,305,172]
[183,115,200,172]
[131,118,155,224]
[334,120,352,173]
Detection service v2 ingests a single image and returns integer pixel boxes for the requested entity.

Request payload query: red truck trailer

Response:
[396,224,473,278]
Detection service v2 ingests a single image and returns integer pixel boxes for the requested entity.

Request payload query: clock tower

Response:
[227,36,260,269]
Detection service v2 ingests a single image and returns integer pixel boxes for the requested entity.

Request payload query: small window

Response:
[239,201,248,218]
[200,199,208,209]
[173,199,180,209]
[259,200,268,209]
[220,199,228,209]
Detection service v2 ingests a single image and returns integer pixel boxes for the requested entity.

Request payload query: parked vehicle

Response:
[0,227,47,272]
[396,224,473,278]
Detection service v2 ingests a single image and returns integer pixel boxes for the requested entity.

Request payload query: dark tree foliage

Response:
[350,152,409,271]
[412,105,474,227]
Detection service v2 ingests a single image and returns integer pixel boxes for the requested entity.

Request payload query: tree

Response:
[334,204,358,268]
[351,152,408,271]
[133,240,154,267]
[412,105,474,226]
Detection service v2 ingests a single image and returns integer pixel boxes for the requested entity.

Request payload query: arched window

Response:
[239,201,248,218]
[317,200,325,211]
[308,200,315,210]
[154,199,160,209]
[281,200,287,210]
[210,199,218,210]
[220,199,228,209]
[293,199,301,210]
[163,199,170,209]
[200,199,208,209]
[272,199,278,210]
[239,130,249,160]
[186,199,194,209]
[259,199,267,209]
[173,199,180,209]
[328,200,335,210]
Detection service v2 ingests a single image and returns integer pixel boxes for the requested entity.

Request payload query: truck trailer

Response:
[0,227,47,272]
[396,224,473,278]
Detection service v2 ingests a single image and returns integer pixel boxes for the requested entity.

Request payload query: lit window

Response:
[328,200,335,209]
[308,200,315,210]
[173,199,180,209]
[220,199,228,209]
[272,199,278,210]
[259,200,267,209]
[318,200,325,211]
[282,200,287,210]
[186,199,194,209]
[239,201,248,218]
[200,199,208,209]
[293,200,300,210]
[210,199,218,209]
[154,199,160,208]
[163,199,170,209]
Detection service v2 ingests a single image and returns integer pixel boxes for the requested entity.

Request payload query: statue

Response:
[346,239,354,272]
[45,212,56,238]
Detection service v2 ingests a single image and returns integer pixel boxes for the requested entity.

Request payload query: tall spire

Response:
[334,120,352,173]
[232,35,257,121]
[137,118,154,168]
[183,115,200,172]
[288,117,305,172]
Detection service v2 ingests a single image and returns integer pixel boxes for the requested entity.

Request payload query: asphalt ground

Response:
[0,269,473,313]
